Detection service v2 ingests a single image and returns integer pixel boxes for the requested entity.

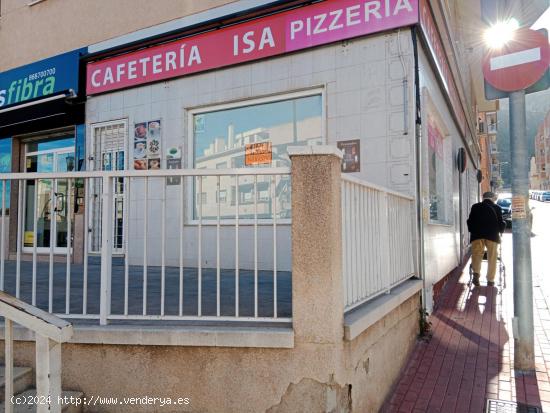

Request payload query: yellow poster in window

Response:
[24,231,34,246]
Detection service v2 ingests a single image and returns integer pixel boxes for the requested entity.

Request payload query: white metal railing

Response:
[0,290,73,413]
[0,168,291,325]
[341,175,416,311]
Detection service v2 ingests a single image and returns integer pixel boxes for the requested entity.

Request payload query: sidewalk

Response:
[382,255,550,412]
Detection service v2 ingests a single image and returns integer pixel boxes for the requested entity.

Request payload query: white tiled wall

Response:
[86,30,417,270]
[418,45,478,312]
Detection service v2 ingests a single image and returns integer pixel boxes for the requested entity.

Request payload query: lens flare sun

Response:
[483,19,520,49]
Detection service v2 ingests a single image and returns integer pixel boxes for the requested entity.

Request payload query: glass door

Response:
[53,151,74,250]
[24,138,75,253]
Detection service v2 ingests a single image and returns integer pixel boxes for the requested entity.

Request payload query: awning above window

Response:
[0,93,84,137]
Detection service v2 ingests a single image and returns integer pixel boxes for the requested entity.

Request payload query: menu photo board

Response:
[337,139,360,173]
[133,120,161,170]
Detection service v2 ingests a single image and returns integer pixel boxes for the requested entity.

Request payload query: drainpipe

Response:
[458,159,463,263]
[411,27,427,317]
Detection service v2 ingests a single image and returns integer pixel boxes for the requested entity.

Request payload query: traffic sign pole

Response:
[482,28,549,372]
[509,89,535,371]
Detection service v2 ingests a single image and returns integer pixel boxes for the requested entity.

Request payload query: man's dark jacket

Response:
[467,199,506,243]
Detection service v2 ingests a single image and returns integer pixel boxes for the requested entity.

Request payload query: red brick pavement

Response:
[383,261,550,413]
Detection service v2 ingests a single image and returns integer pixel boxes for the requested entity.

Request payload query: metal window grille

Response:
[90,120,127,253]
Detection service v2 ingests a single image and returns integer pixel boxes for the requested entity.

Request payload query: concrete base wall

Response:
[6,294,419,413]
[346,294,420,413]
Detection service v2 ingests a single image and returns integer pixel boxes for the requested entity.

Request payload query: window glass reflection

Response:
[193,94,323,220]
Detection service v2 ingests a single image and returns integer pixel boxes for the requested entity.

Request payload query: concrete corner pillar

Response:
[288,146,344,345]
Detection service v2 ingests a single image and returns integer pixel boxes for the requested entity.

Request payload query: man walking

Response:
[467,191,506,286]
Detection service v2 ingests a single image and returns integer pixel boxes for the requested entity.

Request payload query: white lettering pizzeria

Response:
[289,0,414,40]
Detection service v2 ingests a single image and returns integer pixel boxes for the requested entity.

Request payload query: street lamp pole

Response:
[510,89,535,370]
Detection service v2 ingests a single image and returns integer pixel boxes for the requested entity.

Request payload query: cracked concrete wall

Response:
[267,378,351,413]
[7,293,419,413]
[345,294,421,413]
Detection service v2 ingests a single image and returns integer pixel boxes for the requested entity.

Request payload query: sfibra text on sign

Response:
[0,72,55,107]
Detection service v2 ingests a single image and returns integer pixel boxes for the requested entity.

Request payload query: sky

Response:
[531,7,550,31]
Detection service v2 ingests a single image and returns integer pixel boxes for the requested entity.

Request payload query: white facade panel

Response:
[86,30,417,272]
[418,44,477,312]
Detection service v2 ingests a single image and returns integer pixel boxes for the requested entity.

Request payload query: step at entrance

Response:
[0,366,33,402]
[0,365,83,412]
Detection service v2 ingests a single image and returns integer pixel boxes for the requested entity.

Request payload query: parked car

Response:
[496,196,512,228]
[542,191,550,202]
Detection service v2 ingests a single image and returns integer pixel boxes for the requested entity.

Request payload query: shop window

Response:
[424,91,451,224]
[486,111,497,134]
[191,90,323,221]
[216,190,227,204]
[477,113,486,134]
[428,123,446,222]
[257,189,270,202]
[0,138,11,214]
[231,157,244,168]
[230,186,236,206]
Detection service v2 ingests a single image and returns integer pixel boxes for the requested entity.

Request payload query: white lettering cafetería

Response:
[289,0,413,40]
[90,44,202,88]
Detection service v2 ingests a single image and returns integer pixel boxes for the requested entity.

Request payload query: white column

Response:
[100,175,113,325]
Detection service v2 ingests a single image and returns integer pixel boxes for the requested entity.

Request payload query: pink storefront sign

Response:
[284,0,418,51]
[87,0,419,95]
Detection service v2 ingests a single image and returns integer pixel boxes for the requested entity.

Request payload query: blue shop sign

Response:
[0,48,85,109]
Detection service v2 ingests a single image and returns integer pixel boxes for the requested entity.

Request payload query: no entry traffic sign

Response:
[483,29,549,92]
